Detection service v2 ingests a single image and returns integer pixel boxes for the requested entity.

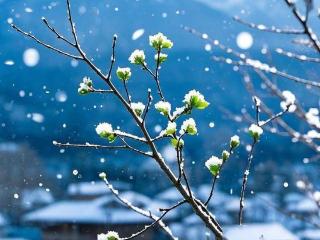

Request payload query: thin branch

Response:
[52,141,152,157]
[123,80,131,105]
[184,26,320,88]
[204,176,218,207]
[107,35,117,79]
[233,16,305,35]
[142,89,153,123]
[118,137,151,157]
[52,141,127,149]
[122,200,186,240]
[101,176,179,240]
[239,138,257,225]
[113,130,147,143]
[155,50,165,101]
[91,88,114,94]
[41,17,75,46]
[142,61,165,101]
[259,107,289,127]
[275,48,320,63]
[66,0,79,47]
[10,24,82,60]
[205,160,228,206]
[284,0,320,53]
[212,55,320,88]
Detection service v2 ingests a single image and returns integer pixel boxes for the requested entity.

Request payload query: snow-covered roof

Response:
[67,181,130,197]
[287,197,318,213]
[225,223,299,240]
[0,142,19,152]
[298,229,320,240]
[21,188,54,209]
[197,184,232,206]
[224,196,250,212]
[156,187,183,202]
[0,213,8,227]
[23,191,175,225]
[284,192,305,203]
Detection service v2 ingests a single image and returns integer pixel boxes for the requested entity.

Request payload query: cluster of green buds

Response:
[116,67,131,81]
[97,231,119,240]
[183,89,210,110]
[78,77,93,95]
[131,102,145,117]
[149,32,173,51]
[128,49,146,65]
[205,156,223,176]
[205,135,240,176]
[95,122,117,143]
[248,124,263,141]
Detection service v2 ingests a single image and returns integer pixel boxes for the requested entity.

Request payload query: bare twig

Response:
[239,138,257,225]
[275,48,320,63]
[107,35,117,79]
[142,89,153,123]
[284,0,320,53]
[122,200,186,240]
[101,175,179,240]
[233,16,305,35]
[10,24,82,60]
[41,17,75,46]
[53,141,152,157]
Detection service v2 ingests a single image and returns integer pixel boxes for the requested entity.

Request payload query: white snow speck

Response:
[71,59,79,67]
[236,32,253,50]
[30,113,44,123]
[131,29,145,40]
[23,48,40,67]
[154,124,162,133]
[55,90,68,102]
[19,90,25,97]
[78,6,87,14]
[204,44,212,51]
[25,7,33,13]
[4,60,14,66]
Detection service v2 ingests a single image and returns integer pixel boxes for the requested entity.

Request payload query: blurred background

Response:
[1,0,320,239]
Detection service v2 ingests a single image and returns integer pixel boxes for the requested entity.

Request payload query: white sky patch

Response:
[236,32,253,50]
[131,29,145,41]
[23,48,40,67]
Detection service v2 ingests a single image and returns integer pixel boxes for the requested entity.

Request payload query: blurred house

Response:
[21,188,54,211]
[298,229,320,240]
[155,187,182,204]
[224,223,299,240]
[67,181,130,200]
[22,191,177,240]
[0,142,43,216]
[285,193,319,230]
[0,213,8,236]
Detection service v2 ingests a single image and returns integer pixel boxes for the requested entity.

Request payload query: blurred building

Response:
[22,191,178,240]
